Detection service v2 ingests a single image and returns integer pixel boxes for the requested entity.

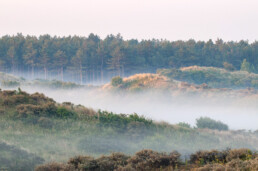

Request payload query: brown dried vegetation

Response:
[35,149,258,171]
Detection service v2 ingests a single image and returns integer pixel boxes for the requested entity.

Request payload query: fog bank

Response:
[19,86,258,131]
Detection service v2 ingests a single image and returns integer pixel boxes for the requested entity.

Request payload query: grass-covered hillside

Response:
[107,73,258,103]
[158,66,258,89]
[0,89,258,170]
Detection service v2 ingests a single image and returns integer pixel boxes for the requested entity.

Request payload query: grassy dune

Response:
[158,66,258,89]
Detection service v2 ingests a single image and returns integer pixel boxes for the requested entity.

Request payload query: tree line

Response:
[0,33,258,84]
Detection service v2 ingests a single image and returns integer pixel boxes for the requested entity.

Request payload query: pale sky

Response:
[0,0,258,42]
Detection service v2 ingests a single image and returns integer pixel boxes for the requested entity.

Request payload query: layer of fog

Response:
[19,86,258,131]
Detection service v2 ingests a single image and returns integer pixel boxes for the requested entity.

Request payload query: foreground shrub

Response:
[197,163,225,171]
[177,122,191,128]
[127,150,181,170]
[190,150,227,165]
[226,149,253,161]
[190,148,255,166]
[196,117,229,131]
[35,149,258,171]
[35,162,74,171]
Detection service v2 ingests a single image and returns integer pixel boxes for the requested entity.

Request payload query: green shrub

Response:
[56,107,76,118]
[98,111,153,132]
[177,122,191,128]
[196,117,229,131]
[111,76,123,86]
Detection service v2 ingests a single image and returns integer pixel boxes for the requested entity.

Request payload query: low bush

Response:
[190,148,256,166]
[127,150,181,170]
[111,76,123,87]
[35,162,73,171]
[196,117,229,131]
[226,149,253,161]
[56,106,76,118]
[177,122,191,128]
[190,150,227,164]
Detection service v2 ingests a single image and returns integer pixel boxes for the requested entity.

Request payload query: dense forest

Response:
[0,33,258,84]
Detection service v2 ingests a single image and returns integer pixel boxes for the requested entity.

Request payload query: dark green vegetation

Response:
[0,142,44,171]
[158,66,258,89]
[1,34,258,84]
[196,117,229,131]
[36,149,258,171]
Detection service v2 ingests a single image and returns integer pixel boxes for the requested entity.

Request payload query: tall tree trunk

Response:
[80,62,83,85]
[44,66,47,80]
[12,58,15,74]
[32,65,34,79]
[92,68,95,83]
[121,65,124,77]
[61,66,64,82]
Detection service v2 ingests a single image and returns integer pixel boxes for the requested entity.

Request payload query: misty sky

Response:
[0,0,258,42]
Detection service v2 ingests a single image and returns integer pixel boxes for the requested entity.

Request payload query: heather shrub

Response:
[16,102,58,118]
[30,92,55,105]
[190,150,227,165]
[196,117,229,131]
[68,156,98,170]
[127,149,181,170]
[35,162,74,171]
[190,149,255,166]
[226,149,253,162]
[197,163,225,171]
[66,153,129,171]
[16,104,43,117]
[95,153,129,171]
[225,159,249,170]
[74,105,96,118]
